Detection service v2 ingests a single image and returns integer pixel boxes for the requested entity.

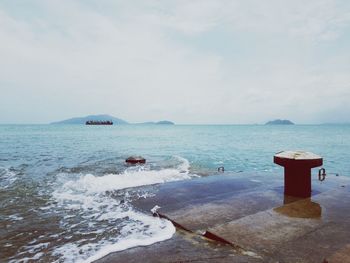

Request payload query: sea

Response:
[1,124,349,262]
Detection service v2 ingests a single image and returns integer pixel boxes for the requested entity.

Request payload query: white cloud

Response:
[0,0,349,123]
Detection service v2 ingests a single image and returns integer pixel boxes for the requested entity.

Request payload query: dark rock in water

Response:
[126,156,146,164]
[265,119,294,125]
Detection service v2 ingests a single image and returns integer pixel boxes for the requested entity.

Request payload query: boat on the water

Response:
[85,120,113,125]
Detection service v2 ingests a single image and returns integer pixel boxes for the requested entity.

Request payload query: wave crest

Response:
[48,156,192,262]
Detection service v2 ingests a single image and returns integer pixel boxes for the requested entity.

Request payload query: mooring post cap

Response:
[274,150,323,168]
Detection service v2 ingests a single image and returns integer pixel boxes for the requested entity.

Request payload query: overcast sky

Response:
[1,0,350,124]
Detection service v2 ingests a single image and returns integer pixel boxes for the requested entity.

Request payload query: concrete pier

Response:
[95,172,350,263]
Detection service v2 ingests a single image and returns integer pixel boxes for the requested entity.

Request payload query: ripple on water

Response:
[0,167,17,189]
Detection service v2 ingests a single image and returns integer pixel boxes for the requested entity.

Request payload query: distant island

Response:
[265,119,294,125]
[51,115,175,125]
[51,114,128,125]
[157,120,174,125]
[137,120,175,125]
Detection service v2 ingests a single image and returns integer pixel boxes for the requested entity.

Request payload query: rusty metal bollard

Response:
[274,151,323,198]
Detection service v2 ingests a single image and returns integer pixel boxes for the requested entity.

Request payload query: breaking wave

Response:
[58,158,191,195]
[41,156,192,262]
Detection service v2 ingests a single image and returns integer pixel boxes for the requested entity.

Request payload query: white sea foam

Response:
[50,156,192,262]
[51,195,176,263]
[55,156,191,197]
[84,219,175,263]
[54,214,175,263]
[0,167,17,189]
[62,167,191,194]
[8,214,24,221]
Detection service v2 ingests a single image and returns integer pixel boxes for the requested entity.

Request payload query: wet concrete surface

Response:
[97,230,264,263]
[132,173,273,213]
[95,172,350,263]
[328,244,350,263]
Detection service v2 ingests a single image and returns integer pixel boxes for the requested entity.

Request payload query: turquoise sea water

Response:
[1,124,349,262]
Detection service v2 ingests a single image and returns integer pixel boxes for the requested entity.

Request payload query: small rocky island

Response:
[266,119,294,125]
[51,115,175,125]
[51,114,128,125]
[136,120,175,125]
[156,120,174,125]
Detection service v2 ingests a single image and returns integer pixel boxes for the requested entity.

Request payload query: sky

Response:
[0,0,350,124]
